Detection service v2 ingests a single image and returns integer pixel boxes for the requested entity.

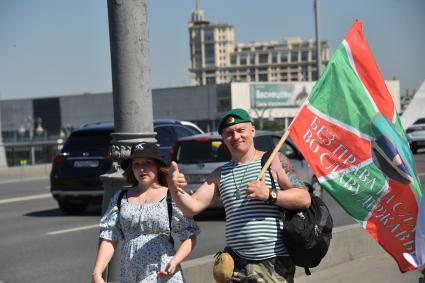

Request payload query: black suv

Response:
[50,121,202,214]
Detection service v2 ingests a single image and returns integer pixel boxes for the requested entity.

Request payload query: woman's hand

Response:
[169,161,187,194]
[91,273,105,283]
[157,258,178,277]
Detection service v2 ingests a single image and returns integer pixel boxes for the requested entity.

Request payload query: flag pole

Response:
[257,99,309,181]
[257,86,317,180]
[257,129,290,180]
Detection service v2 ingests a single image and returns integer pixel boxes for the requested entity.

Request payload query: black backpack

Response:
[261,152,333,275]
[117,189,174,244]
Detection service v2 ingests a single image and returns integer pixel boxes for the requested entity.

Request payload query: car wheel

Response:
[310,177,323,198]
[58,200,88,215]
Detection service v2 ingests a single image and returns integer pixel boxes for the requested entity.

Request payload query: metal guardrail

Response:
[2,140,64,167]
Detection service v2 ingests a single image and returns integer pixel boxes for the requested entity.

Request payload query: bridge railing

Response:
[1,140,64,167]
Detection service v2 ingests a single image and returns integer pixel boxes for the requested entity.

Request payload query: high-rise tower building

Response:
[188,1,330,86]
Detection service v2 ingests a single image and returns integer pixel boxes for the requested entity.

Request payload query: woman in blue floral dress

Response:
[92,142,200,283]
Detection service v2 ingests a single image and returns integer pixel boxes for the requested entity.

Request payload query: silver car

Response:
[406,117,425,153]
[171,131,322,210]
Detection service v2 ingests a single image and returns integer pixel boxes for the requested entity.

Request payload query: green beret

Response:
[218,108,252,134]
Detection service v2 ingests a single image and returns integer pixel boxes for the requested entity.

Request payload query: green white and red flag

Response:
[288,20,423,272]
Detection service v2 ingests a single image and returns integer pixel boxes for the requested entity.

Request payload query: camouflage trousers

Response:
[226,248,295,283]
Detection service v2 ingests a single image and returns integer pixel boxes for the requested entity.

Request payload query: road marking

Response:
[0,193,51,204]
[48,224,99,235]
[0,176,48,185]
[419,172,425,177]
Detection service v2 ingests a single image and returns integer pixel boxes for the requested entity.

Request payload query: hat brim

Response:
[218,108,252,134]
[120,156,166,171]
[218,121,252,134]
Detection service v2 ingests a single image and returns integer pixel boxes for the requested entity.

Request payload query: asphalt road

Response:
[0,178,99,283]
[0,153,424,283]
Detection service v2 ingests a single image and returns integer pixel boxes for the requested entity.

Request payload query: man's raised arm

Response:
[169,161,221,217]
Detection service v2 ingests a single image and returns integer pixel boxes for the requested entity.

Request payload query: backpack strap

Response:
[117,189,127,211]
[166,190,175,245]
[304,267,311,276]
[260,151,277,190]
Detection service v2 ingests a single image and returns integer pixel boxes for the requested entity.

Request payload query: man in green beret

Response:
[169,108,311,283]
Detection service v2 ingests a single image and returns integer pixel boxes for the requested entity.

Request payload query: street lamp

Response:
[34,117,44,137]
[17,124,26,138]
[250,107,268,130]
[17,116,45,164]
[314,0,322,78]
[18,116,44,140]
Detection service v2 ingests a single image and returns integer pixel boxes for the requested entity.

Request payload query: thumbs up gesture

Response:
[169,161,186,194]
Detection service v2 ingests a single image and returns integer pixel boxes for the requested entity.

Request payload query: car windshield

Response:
[62,131,112,152]
[175,139,230,163]
[183,125,203,135]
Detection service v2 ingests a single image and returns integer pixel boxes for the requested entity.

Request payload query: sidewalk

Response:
[296,252,422,283]
[182,224,423,283]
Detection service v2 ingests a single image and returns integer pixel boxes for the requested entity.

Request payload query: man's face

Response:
[221,122,255,154]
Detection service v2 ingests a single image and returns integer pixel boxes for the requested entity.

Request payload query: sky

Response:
[0,0,424,100]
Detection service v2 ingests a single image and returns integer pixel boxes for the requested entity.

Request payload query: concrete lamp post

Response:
[100,0,156,281]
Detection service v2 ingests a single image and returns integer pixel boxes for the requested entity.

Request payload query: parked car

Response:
[154,118,204,135]
[171,131,322,210]
[406,117,425,153]
[50,120,202,214]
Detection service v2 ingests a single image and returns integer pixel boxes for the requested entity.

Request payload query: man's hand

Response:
[169,161,186,194]
[246,176,269,201]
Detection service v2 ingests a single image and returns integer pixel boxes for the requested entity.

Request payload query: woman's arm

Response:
[91,239,117,283]
[158,236,197,276]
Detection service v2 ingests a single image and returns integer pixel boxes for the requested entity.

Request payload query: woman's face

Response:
[131,157,159,185]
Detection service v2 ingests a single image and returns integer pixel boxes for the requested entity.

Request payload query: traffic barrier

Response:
[0,164,51,181]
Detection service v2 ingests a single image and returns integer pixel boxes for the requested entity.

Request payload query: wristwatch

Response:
[267,188,278,204]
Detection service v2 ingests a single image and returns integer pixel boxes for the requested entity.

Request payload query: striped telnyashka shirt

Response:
[219,158,288,260]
